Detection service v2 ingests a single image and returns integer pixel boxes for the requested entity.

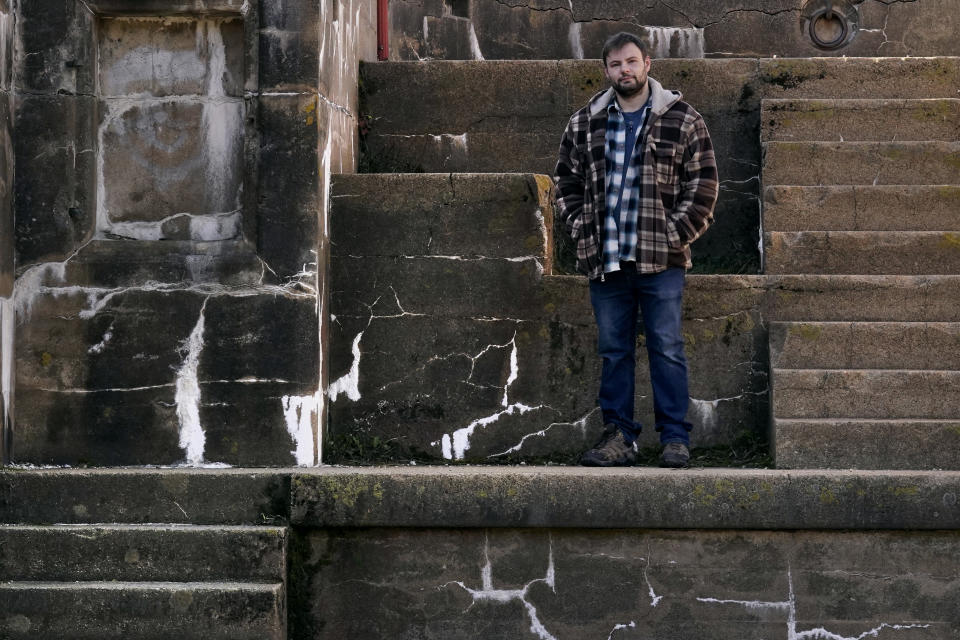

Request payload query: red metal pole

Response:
[377,0,389,60]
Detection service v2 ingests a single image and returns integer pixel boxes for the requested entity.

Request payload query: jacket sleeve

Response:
[671,114,719,245]
[553,116,586,239]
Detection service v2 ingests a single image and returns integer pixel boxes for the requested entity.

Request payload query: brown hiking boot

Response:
[660,442,690,468]
[580,424,637,467]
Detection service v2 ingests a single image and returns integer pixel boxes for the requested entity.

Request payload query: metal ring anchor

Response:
[809,2,849,49]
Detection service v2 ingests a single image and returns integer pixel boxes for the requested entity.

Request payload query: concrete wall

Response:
[1,0,375,466]
[389,0,960,60]
[294,527,959,639]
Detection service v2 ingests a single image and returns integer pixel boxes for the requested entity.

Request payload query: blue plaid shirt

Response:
[603,97,651,273]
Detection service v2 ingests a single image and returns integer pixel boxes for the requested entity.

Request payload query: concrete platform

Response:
[288,466,960,530]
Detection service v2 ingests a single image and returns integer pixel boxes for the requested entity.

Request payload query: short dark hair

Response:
[601,32,650,65]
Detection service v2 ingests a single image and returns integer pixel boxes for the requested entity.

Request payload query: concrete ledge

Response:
[290,467,960,531]
[0,469,290,525]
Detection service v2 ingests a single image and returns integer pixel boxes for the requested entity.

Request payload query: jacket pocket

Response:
[653,143,678,185]
[665,217,683,249]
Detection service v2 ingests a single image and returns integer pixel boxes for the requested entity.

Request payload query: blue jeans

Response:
[589,263,692,446]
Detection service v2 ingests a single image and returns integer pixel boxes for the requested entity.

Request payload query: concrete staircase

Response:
[0,470,288,639]
[763,97,960,469]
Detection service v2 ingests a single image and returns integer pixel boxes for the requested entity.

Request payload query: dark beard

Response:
[612,79,643,98]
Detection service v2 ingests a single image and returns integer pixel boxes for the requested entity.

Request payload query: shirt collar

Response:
[607,91,652,116]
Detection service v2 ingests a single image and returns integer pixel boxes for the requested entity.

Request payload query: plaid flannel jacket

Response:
[554,77,719,280]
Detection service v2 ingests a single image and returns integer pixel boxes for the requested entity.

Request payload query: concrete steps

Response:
[770,322,960,370]
[762,92,960,469]
[0,524,285,582]
[0,471,289,639]
[1,468,958,637]
[764,185,960,232]
[761,98,960,142]
[764,231,960,275]
[0,581,284,639]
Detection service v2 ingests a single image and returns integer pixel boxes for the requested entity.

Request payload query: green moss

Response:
[940,233,960,250]
[789,323,822,341]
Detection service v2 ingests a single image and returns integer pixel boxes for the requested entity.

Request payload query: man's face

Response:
[603,43,651,98]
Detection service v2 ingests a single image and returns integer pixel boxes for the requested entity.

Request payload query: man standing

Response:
[554,32,718,468]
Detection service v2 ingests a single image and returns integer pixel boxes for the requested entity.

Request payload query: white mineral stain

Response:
[698,567,931,639]
[175,299,208,465]
[445,535,557,640]
[282,393,318,465]
[606,622,636,640]
[468,22,485,60]
[327,331,362,402]
[1,296,13,434]
[199,20,242,215]
[647,26,705,59]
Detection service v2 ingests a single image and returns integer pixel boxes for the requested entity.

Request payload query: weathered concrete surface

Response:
[763,141,960,186]
[298,527,960,639]
[0,469,290,525]
[776,419,960,470]
[362,57,960,273]
[764,186,960,232]
[389,0,960,60]
[290,466,960,529]
[0,524,286,582]
[766,275,960,322]
[770,322,960,370]
[0,581,285,640]
[764,231,960,275]
[12,280,319,467]
[762,98,960,142]
[329,177,768,461]
[5,0,377,466]
[772,369,960,420]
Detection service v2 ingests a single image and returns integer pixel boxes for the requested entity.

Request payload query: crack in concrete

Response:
[487,406,597,458]
[443,532,558,640]
[697,566,931,640]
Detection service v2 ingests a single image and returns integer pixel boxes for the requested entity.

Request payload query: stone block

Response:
[255,94,322,281]
[0,469,291,524]
[100,99,245,227]
[771,369,960,420]
[13,94,97,265]
[331,173,552,262]
[761,98,960,142]
[769,322,960,371]
[765,275,960,322]
[0,582,285,640]
[98,17,245,98]
[764,231,960,275]
[763,186,960,232]
[257,0,321,91]
[15,0,96,94]
[0,524,286,582]
[757,57,960,100]
[775,418,960,470]
[763,141,960,186]
[12,284,318,466]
